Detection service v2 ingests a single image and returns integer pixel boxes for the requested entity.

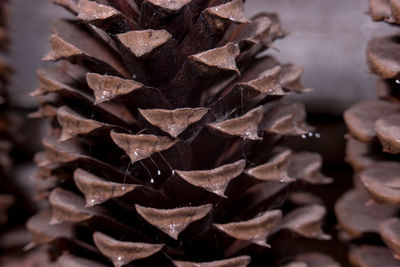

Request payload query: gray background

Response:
[7,0,399,114]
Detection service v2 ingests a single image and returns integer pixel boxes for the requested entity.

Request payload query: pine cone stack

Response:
[29,0,338,266]
[336,0,400,266]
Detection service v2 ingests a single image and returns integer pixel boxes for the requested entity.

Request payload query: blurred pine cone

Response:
[29,0,338,266]
[336,0,400,266]
[0,0,16,232]
[0,1,40,264]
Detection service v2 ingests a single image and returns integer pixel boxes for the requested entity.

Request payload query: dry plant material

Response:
[0,2,38,265]
[336,2,400,263]
[349,245,400,267]
[29,0,336,266]
[380,218,400,259]
[282,253,340,267]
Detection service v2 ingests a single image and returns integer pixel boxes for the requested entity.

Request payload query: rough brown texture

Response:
[29,0,337,266]
[336,1,400,264]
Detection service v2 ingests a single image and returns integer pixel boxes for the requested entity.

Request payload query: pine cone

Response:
[29,0,337,266]
[0,2,42,265]
[336,0,400,265]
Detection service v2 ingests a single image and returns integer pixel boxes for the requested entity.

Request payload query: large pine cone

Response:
[29,0,338,266]
[336,1,400,266]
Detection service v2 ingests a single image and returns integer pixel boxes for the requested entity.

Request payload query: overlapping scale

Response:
[336,2,400,263]
[29,0,332,265]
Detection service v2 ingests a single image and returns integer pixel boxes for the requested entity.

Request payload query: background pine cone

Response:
[0,1,39,264]
[0,0,18,236]
[29,0,339,266]
[336,0,400,266]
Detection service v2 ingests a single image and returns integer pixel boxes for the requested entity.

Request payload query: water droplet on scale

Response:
[301,134,307,139]
[315,132,321,138]
[121,186,126,191]
[150,178,155,184]
[171,170,175,175]
[157,170,161,176]
[132,74,137,79]
[117,256,123,262]
[169,224,177,233]
[396,79,400,84]
[308,132,313,137]
[100,90,110,100]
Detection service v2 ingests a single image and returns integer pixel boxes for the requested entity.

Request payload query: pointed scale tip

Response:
[175,159,246,197]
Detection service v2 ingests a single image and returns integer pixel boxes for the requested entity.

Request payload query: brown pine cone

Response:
[29,0,337,266]
[0,3,41,266]
[336,0,400,265]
